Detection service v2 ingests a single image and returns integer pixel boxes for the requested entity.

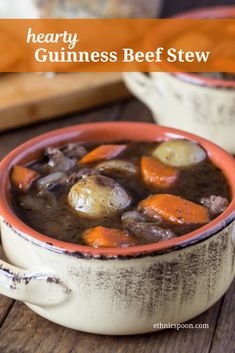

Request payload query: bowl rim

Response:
[171,5,235,89]
[0,121,235,258]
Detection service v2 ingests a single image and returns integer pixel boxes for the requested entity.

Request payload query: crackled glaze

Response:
[0,123,234,335]
[1,218,235,334]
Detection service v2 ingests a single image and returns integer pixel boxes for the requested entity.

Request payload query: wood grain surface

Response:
[0,73,130,132]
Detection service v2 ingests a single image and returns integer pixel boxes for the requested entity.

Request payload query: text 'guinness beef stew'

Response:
[10,139,231,248]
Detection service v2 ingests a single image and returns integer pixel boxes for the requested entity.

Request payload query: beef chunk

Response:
[122,211,174,243]
[67,168,100,185]
[46,147,76,172]
[62,143,87,159]
[200,195,229,215]
[121,210,146,223]
[123,220,175,243]
[36,172,67,192]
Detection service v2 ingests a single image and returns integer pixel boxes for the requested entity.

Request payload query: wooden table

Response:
[0,98,234,353]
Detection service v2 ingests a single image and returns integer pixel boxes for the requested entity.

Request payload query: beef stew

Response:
[11,139,231,248]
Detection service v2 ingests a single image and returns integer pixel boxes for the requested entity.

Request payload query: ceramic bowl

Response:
[0,122,234,335]
[123,6,235,153]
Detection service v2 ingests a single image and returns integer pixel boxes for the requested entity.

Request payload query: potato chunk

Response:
[152,139,206,168]
[96,159,137,176]
[67,175,131,219]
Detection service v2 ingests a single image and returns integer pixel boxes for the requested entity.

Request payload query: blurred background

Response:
[0,0,234,18]
[0,0,234,151]
[162,0,235,17]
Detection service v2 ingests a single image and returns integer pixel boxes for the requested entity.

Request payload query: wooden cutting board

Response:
[0,72,130,131]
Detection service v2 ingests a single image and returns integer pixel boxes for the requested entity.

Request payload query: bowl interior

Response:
[0,122,235,257]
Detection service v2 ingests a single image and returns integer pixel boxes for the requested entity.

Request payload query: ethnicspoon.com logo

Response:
[153,322,210,330]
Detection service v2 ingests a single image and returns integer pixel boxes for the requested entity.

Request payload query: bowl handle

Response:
[0,257,71,307]
[123,72,160,113]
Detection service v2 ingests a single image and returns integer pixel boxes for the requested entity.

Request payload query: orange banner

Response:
[1,19,235,72]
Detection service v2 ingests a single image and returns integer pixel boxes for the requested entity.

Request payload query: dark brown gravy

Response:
[11,141,231,245]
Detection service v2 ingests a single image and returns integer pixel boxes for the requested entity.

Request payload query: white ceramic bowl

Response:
[0,122,234,335]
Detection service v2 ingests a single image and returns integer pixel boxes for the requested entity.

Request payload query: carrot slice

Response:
[80,144,127,164]
[141,156,178,188]
[11,165,39,192]
[83,226,136,248]
[139,194,209,225]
